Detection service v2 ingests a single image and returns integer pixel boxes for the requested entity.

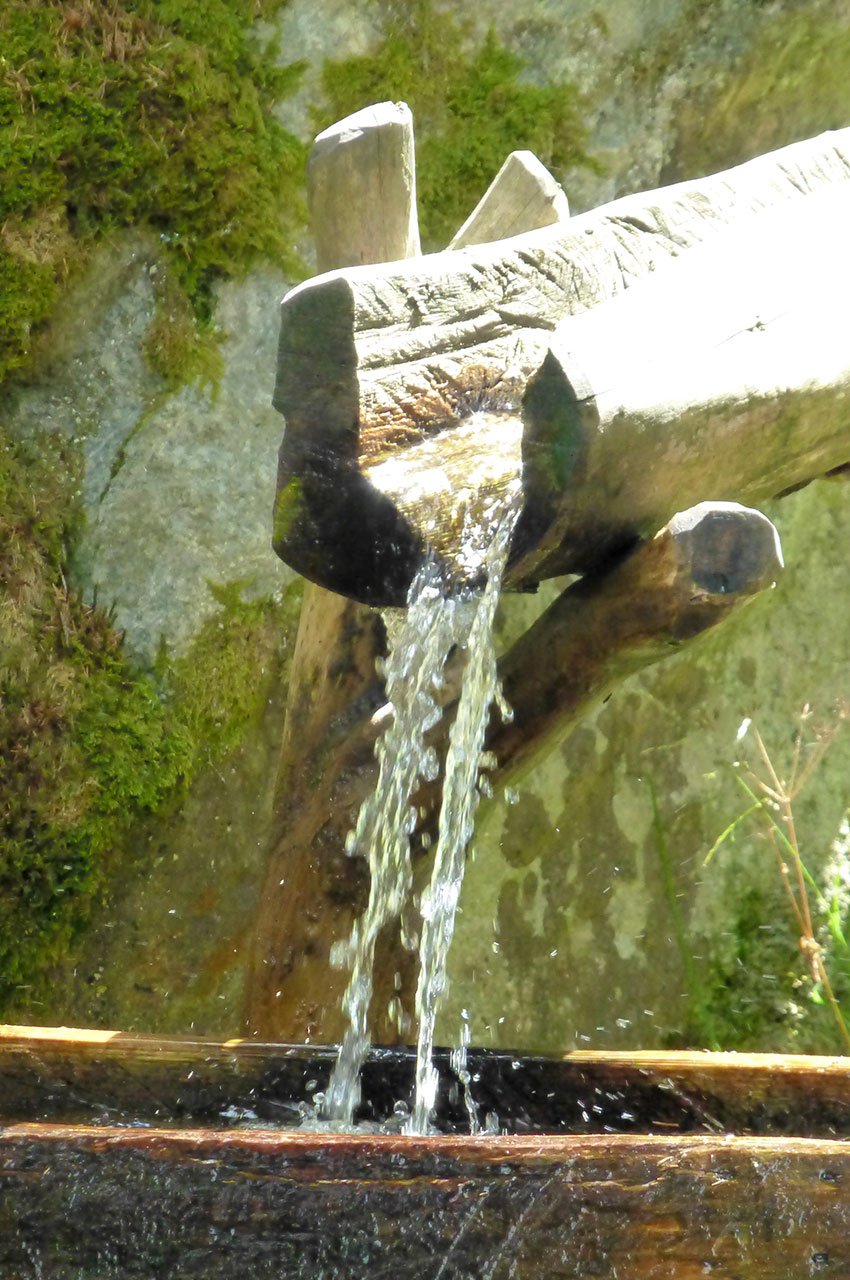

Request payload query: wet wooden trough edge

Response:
[2,1025,850,1277]
[2,1022,850,1135]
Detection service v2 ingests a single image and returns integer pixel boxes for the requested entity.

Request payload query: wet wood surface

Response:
[2,1024,849,1138]
[1,1124,849,1278]
[3,1027,849,1276]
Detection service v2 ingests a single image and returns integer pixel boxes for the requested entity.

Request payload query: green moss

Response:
[142,267,225,392]
[168,575,303,768]
[272,476,304,548]
[317,0,601,249]
[0,0,307,387]
[666,7,850,181]
[0,423,302,1010]
[678,886,829,1053]
[0,425,191,998]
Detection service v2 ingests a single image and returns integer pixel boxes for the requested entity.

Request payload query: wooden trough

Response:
[2,1024,850,1278]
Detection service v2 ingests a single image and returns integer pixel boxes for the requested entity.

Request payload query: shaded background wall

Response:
[2,0,850,1052]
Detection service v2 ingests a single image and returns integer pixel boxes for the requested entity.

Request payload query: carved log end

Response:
[667,501,784,597]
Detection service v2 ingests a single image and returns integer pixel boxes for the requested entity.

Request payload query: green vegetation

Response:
[0,0,311,1009]
[317,0,600,249]
[666,5,850,181]
[657,704,850,1055]
[0,423,301,1009]
[704,711,850,1053]
[0,0,307,388]
[1,427,185,998]
[166,576,302,769]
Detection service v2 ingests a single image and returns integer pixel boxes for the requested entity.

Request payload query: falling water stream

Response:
[323,456,522,1132]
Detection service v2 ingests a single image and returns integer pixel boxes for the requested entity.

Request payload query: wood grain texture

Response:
[1,1125,849,1277]
[273,128,850,603]
[306,100,420,272]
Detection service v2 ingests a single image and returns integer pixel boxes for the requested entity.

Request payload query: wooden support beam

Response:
[490,502,783,790]
[249,501,782,1043]
[272,127,850,605]
[447,149,569,249]
[248,103,422,1045]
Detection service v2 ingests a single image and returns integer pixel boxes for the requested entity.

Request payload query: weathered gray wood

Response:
[306,100,420,272]
[516,185,850,580]
[447,149,569,249]
[272,127,850,605]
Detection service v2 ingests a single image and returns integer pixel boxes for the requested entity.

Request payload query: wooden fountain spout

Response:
[250,109,850,1045]
[272,125,850,606]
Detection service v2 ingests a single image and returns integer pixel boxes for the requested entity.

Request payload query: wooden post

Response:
[448,149,569,249]
[306,101,420,272]
[246,103,422,1043]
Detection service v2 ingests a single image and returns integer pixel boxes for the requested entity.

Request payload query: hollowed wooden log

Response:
[272,127,850,605]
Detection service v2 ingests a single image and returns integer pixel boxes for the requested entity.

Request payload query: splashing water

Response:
[406,495,518,1133]
[321,560,462,1122]
[323,471,521,1128]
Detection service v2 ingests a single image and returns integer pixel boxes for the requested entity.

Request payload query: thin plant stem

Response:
[734,714,850,1054]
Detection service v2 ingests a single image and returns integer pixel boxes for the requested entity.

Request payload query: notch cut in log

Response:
[271,126,850,606]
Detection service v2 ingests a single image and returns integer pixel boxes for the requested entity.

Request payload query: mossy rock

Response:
[0,0,307,390]
[316,0,601,249]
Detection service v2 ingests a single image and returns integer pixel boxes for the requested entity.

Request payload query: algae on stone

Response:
[0,0,307,388]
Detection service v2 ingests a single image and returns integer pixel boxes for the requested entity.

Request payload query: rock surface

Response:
[4,238,294,663]
[443,479,850,1053]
